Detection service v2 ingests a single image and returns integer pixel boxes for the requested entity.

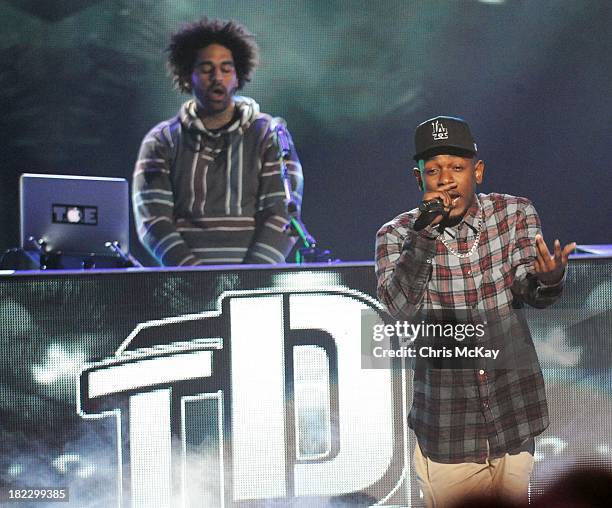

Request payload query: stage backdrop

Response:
[0,260,611,507]
[1,0,611,264]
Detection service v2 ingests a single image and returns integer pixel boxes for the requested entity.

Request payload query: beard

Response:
[194,83,237,115]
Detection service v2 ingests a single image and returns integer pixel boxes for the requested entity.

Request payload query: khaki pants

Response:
[413,443,534,508]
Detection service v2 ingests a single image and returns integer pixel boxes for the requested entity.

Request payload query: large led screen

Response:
[1,260,611,506]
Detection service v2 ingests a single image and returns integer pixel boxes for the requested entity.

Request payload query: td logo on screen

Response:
[78,289,410,507]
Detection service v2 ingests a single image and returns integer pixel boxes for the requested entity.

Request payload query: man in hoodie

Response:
[133,18,303,266]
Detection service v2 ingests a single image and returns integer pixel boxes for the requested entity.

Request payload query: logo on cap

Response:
[431,120,448,140]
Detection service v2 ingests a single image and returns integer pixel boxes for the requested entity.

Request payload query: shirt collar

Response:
[186,101,241,137]
[181,96,260,137]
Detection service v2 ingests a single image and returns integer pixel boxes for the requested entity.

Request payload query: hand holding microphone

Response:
[414,183,460,231]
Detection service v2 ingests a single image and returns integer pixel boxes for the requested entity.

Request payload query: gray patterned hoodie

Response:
[133,96,303,266]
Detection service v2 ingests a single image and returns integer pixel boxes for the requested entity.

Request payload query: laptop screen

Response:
[20,173,129,256]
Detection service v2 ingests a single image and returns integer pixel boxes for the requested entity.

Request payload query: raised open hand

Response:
[533,234,576,285]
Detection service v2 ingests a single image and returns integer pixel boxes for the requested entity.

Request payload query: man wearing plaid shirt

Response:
[375,116,575,507]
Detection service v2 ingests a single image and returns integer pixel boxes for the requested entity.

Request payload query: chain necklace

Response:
[439,197,484,258]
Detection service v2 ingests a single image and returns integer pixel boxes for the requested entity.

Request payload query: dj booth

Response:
[1,260,610,507]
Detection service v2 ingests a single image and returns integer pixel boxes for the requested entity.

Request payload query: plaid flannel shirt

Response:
[375,193,565,463]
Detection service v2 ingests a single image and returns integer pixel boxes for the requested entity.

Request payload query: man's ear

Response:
[413,167,425,191]
[474,159,485,185]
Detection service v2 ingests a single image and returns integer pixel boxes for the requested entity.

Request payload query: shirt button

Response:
[426,259,432,264]
[483,400,489,408]
[479,369,485,375]
[467,270,472,275]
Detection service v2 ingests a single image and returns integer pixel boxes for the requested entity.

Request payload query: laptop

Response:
[20,173,129,256]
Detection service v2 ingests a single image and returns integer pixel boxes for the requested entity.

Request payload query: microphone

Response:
[272,121,298,215]
[414,198,445,231]
[274,122,292,158]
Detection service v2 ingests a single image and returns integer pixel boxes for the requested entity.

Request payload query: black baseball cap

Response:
[413,116,477,161]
